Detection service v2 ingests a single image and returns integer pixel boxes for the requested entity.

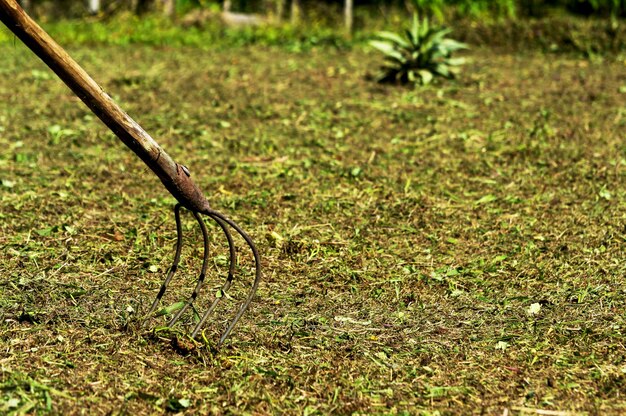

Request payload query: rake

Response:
[0,0,261,346]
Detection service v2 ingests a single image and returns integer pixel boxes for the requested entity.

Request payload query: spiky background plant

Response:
[369,14,468,85]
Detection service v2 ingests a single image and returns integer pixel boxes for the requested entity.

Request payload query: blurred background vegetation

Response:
[14,0,626,20]
[2,0,625,54]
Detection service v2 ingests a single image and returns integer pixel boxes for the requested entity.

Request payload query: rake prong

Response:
[203,209,262,346]
[144,204,261,346]
[144,203,184,323]
[190,280,233,339]
[216,216,237,283]
[167,210,210,327]
[190,216,236,339]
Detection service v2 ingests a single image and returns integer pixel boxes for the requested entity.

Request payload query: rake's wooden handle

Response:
[0,0,210,212]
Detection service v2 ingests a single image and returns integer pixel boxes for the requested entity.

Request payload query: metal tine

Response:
[143,203,260,346]
[145,206,242,340]
[215,216,237,284]
[203,209,262,346]
[167,210,210,327]
[190,278,233,339]
[190,216,237,339]
[144,203,184,321]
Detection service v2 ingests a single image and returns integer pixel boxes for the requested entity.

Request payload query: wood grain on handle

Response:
[0,0,210,212]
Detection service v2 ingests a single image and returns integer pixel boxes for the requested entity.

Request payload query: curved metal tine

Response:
[203,209,262,346]
[144,203,184,324]
[190,216,237,339]
[217,216,237,282]
[167,210,210,328]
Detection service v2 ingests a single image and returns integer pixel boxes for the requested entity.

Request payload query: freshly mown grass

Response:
[1,36,626,414]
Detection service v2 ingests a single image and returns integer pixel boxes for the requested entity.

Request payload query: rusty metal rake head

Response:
[0,0,262,345]
[144,204,262,345]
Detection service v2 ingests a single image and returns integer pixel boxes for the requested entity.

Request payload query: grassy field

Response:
[1,34,626,414]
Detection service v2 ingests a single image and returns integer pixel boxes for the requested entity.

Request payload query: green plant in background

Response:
[369,13,468,86]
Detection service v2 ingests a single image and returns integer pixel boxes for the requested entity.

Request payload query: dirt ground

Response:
[1,43,626,414]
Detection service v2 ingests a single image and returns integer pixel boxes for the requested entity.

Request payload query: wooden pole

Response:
[275,0,285,22]
[162,0,175,17]
[0,0,210,212]
[290,0,301,24]
[345,0,353,35]
[86,0,100,14]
